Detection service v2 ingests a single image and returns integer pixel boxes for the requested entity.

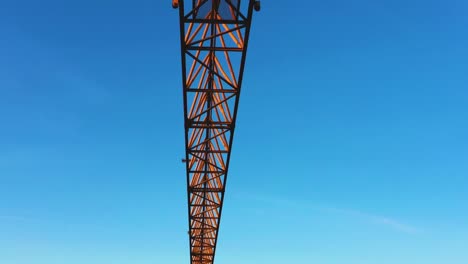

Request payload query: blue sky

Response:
[1,0,467,263]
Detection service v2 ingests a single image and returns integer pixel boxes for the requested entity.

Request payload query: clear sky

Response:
[1,0,467,264]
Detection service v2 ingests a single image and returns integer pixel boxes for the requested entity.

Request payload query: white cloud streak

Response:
[322,206,421,234]
[234,192,421,235]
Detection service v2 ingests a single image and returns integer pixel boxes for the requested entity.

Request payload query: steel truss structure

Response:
[173,1,259,263]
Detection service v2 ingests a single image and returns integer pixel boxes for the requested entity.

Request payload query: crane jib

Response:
[173,1,260,264]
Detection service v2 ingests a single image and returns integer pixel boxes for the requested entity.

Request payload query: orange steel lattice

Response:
[173,1,259,264]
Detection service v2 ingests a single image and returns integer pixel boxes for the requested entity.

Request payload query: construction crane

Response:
[172,1,260,263]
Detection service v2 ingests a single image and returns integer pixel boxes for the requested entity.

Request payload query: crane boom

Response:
[173,1,259,263]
